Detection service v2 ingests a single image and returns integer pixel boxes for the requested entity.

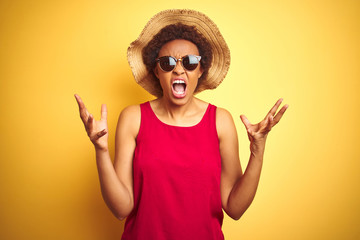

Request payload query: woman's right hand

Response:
[74,94,109,151]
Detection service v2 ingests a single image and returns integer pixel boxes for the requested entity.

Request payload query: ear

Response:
[198,66,204,79]
[154,66,159,79]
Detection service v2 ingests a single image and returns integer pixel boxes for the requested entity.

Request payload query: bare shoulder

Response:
[216,107,237,140]
[117,104,141,138]
[216,107,233,120]
[120,104,140,118]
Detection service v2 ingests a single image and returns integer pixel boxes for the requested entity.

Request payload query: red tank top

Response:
[121,102,224,240]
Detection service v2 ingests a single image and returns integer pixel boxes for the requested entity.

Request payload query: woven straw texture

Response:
[127,9,230,97]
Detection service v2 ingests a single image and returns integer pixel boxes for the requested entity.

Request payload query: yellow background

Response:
[1,0,359,239]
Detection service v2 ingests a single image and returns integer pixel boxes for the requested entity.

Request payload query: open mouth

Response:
[172,80,187,98]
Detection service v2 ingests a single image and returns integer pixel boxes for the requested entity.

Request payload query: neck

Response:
[157,96,198,120]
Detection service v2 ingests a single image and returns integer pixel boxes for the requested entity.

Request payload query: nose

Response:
[173,60,185,75]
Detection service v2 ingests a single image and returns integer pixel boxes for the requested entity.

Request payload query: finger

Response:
[74,94,90,125]
[95,129,107,139]
[87,114,94,133]
[101,104,107,121]
[265,115,274,131]
[272,104,289,126]
[240,115,252,130]
[265,98,283,120]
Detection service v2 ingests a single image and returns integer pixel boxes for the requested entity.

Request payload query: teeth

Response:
[173,80,185,84]
[174,90,185,93]
[172,79,186,95]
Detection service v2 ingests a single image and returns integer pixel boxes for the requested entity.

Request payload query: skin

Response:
[74,39,289,221]
[152,39,206,124]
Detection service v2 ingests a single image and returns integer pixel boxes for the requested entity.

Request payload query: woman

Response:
[75,9,288,240]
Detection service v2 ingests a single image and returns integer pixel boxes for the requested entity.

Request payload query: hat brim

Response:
[127,9,230,97]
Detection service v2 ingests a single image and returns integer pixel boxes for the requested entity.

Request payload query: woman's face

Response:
[154,39,203,105]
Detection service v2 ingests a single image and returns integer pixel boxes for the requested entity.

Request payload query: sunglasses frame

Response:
[155,55,202,72]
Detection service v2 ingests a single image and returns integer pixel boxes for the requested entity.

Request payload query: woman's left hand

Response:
[240,98,288,148]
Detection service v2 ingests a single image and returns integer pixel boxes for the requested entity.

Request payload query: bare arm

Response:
[218,99,288,220]
[74,94,139,220]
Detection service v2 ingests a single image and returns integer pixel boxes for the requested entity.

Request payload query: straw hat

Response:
[127,9,230,97]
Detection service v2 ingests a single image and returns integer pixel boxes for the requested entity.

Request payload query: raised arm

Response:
[218,99,288,220]
[74,94,139,220]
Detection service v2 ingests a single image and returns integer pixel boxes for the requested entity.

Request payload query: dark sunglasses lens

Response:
[182,55,199,71]
[159,57,176,72]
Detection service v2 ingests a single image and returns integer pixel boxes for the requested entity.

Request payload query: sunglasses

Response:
[155,55,202,72]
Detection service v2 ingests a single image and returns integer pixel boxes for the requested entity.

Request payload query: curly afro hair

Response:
[142,23,213,95]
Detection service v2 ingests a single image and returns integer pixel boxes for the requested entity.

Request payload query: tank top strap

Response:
[137,102,153,140]
[139,101,152,120]
[207,103,217,127]
[201,103,219,141]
